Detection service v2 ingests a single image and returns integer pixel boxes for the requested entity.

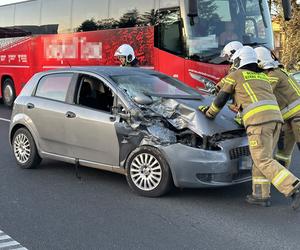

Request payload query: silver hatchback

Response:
[9,67,251,197]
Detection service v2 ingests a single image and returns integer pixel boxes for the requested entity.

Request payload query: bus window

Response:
[72,0,109,32]
[0,5,14,28]
[15,0,42,35]
[156,8,183,55]
[41,0,72,34]
[109,0,155,22]
[159,0,180,9]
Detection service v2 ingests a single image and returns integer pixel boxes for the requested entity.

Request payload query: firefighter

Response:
[220,41,243,69]
[255,46,300,169]
[198,46,300,209]
[114,44,139,67]
[216,41,244,124]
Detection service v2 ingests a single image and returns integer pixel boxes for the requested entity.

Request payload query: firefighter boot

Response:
[246,195,271,207]
[291,188,300,210]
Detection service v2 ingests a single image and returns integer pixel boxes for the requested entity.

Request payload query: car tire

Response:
[12,128,41,169]
[126,146,173,197]
[2,78,16,107]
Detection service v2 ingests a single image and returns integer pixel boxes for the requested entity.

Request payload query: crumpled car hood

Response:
[150,96,240,136]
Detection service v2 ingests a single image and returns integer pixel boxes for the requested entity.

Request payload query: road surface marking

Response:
[0,230,28,250]
[0,118,10,122]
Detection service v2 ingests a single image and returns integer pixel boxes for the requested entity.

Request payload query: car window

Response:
[76,75,114,112]
[35,73,73,102]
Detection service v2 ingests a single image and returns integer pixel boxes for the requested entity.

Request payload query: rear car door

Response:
[25,72,76,157]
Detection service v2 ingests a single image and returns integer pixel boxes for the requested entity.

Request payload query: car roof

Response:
[42,66,158,77]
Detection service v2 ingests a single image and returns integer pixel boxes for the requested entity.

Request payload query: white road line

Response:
[0,235,10,240]
[0,118,10,122]
[0,229,28,250]
[0,240,20,248]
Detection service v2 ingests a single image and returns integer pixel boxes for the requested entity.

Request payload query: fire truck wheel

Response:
[2,78,16,107]
[12,127,42,169]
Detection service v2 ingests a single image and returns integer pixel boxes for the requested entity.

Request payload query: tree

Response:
[76,18,98,32]
[273,0,300,70]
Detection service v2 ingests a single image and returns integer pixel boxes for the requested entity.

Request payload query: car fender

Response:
[9,113,42,156]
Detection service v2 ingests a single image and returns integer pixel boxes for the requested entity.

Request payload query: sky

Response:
[0,0,28,6]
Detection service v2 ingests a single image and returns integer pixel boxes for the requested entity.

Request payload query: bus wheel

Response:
[2,78,16,107]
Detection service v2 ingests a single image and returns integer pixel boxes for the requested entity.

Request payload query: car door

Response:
[63,73,120,166]
[25,72,77,157]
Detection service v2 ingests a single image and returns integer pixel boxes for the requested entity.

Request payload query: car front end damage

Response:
[115,95,252,188]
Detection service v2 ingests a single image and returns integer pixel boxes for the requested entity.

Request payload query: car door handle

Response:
[65,111,76,118]
[26,103,35,109]
[109,116,116,122]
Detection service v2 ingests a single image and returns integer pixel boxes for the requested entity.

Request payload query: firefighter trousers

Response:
[275,116,300,168]
[247,121,300,198]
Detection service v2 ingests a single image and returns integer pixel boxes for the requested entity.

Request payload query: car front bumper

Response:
[159,137,251,188]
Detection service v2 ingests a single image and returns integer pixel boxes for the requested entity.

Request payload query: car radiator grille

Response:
[229,146,250,160]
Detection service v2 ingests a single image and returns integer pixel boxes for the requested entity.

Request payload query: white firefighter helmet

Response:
[114,44,135,63]
[232,46,257,69]
[220,41,243,61]
[254,46,280,69]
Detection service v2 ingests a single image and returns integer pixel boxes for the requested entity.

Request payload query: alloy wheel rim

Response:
[14,133,31,164]
[4,85,13,104]
[130,153,162,191]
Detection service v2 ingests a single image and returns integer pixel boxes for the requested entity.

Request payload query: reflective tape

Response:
[272,169,291,188]
[243,104,280,122]
[223,78,235,85]
[242,100,278,116]
[288,78,300,96]
[243,82,258,103]
[253,177,270,184]
[282,104,300,120]
[211,103,220,113]
[275,152,292,162]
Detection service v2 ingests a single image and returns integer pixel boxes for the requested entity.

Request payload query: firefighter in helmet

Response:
[216,41,243,92]
[199,46,300,209]
[114,44,139,67]
[255,46,300,169]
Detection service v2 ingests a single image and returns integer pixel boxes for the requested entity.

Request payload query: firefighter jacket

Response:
[206,69,283,128]
[268,68,300,120]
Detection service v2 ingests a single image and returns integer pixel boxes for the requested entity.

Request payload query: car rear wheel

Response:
[2,78,16,107]
[13,128,41,169]
[126,146,172,197]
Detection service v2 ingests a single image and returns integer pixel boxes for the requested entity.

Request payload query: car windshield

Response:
[111,73,203,99]
[184,0,273,62]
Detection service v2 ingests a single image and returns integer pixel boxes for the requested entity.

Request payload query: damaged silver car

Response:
[9,67,252,197]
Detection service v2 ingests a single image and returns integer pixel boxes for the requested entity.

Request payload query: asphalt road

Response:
[1,105,300,250]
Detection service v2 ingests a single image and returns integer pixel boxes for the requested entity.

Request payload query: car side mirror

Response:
[133,93,153,105]
[282,0,292,21]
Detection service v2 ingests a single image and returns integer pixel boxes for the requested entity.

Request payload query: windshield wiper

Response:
[190,52,223,63]
[243,42,267,47]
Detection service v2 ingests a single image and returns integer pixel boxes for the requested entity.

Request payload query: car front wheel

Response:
[12,128,41,169]
[126,146,172,197]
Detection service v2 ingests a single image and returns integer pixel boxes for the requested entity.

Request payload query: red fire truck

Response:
[0,0,279,106]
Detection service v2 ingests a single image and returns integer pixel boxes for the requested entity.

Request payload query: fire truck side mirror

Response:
[188,0,198,26]
[282,0,292,21]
